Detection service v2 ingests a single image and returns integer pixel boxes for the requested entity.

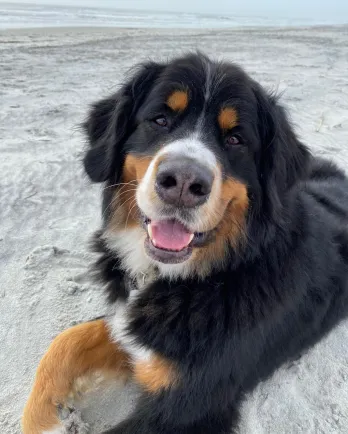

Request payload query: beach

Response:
[1,23,348,433]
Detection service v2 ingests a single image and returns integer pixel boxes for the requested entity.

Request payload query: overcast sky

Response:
[2,0,348,20]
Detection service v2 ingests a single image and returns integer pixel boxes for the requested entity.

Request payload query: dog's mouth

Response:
[143,217,209,264]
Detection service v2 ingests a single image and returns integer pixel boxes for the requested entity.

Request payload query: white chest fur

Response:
[103,228,167,361]
[107,271,157,363]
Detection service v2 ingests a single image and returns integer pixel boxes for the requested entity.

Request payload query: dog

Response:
[22,52,348,434]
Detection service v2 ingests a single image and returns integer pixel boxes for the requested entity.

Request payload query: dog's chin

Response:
[140,212,212,265]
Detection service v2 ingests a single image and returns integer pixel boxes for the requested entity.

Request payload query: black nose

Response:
[155,158,213,208]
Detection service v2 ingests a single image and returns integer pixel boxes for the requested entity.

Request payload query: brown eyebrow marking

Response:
[166,90,189,112]
[218,107,238,130]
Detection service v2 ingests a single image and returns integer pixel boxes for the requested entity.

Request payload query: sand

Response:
[1,25,348,434]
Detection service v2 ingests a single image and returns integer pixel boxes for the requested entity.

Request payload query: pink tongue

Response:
[150,220,193,251]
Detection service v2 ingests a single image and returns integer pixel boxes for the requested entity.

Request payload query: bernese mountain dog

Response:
[22,52,348,434]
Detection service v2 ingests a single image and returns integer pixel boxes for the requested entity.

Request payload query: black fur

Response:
[83,61,165,183]
[83,53,348,433]
[90,231,128,303]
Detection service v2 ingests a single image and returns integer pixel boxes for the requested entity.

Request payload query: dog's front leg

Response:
[22,319,131,434]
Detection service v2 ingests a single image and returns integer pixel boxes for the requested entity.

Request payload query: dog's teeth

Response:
[188,233,194,243]
[147,224,158,246]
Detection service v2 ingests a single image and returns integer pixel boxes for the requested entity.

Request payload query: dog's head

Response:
[83,53,309,279]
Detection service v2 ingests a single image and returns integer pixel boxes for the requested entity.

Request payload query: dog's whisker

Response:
[103,181,137,191]
[118,194,139,211]
[102,193,124,220]
[124,199,138,229]
[101,186,139,220]
[114,188,138,200]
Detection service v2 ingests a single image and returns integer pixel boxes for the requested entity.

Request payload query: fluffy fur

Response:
[26,52,348,434]
[81,53,348,433]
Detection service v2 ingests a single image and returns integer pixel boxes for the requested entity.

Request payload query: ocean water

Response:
[0,2,346,30]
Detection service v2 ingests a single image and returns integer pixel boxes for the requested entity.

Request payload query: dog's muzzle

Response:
[155,157,214,208]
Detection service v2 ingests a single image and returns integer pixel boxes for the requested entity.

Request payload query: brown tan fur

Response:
[190,176,249,276]
[22,320,179,433]
[109,155,154,230]
[166,90,189,112]
[22,320,131,434]
[123,154,154,183]
[218,107,238,130]
[134,355,178,392]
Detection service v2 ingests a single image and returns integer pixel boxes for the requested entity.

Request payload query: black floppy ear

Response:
[83,95,117,182]
[83,62,164,183]
[253,82,311,220]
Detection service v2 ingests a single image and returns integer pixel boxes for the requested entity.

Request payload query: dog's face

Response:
[84,54,308,278]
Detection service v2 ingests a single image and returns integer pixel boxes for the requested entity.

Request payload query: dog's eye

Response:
[153,116,168,127]
[226,135,243,146]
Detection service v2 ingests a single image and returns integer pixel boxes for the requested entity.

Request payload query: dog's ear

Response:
[253,82,311,220]
[83,62,164,183]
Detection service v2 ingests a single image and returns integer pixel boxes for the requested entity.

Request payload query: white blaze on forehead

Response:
[203,59,213,102]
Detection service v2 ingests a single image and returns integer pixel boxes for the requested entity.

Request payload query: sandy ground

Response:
[1,25,348,434]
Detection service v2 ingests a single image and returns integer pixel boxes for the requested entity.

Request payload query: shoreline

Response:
[1,23,348,34]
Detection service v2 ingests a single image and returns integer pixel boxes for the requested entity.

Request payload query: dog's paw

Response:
[57,406,89,434]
